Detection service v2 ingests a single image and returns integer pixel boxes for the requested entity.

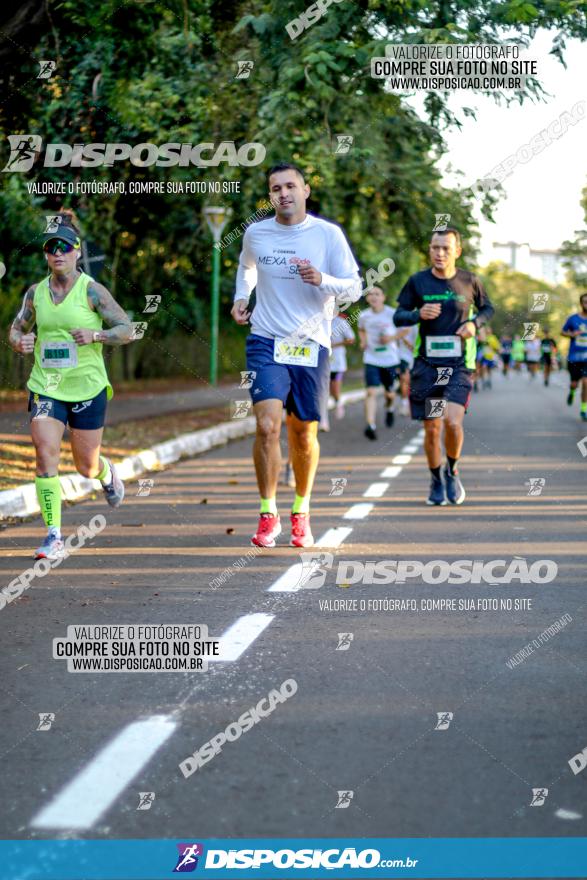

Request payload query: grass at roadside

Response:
[0,406,228,491]
[0,374,365,492]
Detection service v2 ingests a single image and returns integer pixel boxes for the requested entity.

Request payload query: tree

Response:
[1,0,585,383]
[560,182,587,289]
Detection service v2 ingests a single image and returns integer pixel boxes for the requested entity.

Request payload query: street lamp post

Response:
[203,206,230,386]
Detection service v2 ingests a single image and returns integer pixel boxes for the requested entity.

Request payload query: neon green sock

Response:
[97,456,111,484]
[292,493,310,514]
[35,476,61,531]
[581,402,587,414]
[260,497,277,515]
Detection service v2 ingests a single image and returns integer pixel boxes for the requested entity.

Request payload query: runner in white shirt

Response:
[397,324,418,416]
[329,315,355,419]
[524,336,541,379]
[231,163,361,549]
[358,287,407,440]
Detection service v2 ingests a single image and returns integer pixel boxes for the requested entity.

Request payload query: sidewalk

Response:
[0,377,248,493]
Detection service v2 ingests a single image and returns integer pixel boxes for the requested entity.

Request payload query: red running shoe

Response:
[289,512,314,548]
[251,513,281,548]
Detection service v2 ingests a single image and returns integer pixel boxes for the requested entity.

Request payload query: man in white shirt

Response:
[358,287,407,440]
[524,336,541,378]
[231,163,361,549]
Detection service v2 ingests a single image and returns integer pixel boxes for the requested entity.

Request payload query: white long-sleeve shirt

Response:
[234,213,361,350]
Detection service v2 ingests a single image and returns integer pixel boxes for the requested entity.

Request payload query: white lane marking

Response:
[555,808,582,820]
[363,482,389,498]
[268,562,321,593]
[416,429,425,438]
[401,445,418,454]
[209,613,274,661]
[268,565,305,592]
[31,715,176,830]
[268,529,353,593]
[380,466,402,478]
[343,503,373,520]
[36,421,432,830]
[315,527,353,548]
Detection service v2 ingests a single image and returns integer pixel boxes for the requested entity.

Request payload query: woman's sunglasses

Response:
[43,239,79,255]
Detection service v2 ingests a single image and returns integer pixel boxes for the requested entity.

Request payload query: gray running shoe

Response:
[101,459,125,508]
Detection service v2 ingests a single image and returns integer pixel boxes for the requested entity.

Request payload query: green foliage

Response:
[0,0,585,382]
[560,182,587,289]
[479,261,576,339]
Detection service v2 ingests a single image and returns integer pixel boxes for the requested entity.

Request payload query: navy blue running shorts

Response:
[245,334,330,423]
[568,361,587,382]
[409,358,473,420]
[364,363,398,390]
[28,387,108,429]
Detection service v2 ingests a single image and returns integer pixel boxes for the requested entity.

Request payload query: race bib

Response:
[426,335,461,358]
[274,338,319,367]
[40,341,78,368]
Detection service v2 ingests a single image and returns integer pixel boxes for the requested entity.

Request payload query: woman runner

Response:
[8,214,133,559]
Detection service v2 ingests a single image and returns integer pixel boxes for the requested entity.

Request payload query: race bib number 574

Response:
[274,338,319,367]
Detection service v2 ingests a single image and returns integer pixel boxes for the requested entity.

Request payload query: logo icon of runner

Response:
[435,712,453,730]
[336,633,354,651]
[173,843,204,873]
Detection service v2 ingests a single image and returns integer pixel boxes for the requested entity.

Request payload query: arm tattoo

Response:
[9,285,36,347]
[88,282,133,345]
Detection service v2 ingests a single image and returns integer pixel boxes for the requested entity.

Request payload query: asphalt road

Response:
[0,368,585,870]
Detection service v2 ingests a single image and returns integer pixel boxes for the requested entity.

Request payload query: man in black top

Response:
[395,228,494,506]
[540,330,557,387]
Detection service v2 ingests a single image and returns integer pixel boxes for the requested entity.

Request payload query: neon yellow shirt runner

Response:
[27,272,113,402]
[511,339,525,362]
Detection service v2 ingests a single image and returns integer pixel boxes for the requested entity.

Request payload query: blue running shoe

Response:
[427,474,447,506]
[444,466,466,505]
[35,527,64,560]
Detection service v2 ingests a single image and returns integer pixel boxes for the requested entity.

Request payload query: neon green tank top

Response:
[28,272,113,402]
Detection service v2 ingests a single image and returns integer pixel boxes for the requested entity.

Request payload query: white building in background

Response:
[491,241,567,285]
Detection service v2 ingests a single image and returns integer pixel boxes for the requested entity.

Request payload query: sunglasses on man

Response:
[43,239,80,255]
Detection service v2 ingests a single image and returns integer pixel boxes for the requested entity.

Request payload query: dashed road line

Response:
[315,527,353,548]
[209,613,274,662]
[343,503,374,520]
[392,454,412,465]
[31,715,177,830]
[30,430,423,830]
[379,466,402,478]
[363,482,390,498]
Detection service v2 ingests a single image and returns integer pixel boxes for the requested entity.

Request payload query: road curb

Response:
[0,389,367,521]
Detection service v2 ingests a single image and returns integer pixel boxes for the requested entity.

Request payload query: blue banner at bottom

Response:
[0,838,584,879]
